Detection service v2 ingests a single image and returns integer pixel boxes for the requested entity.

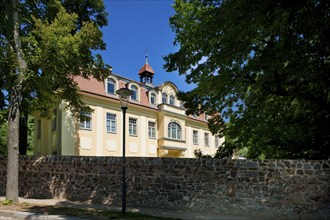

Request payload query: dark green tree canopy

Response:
[1,0,109,202]
[165,0,330,159]
[0,0,109,117]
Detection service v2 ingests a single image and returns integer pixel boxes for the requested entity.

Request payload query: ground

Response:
[0,200,177,219]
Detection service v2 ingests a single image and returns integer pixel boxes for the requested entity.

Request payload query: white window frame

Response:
[204,132,209,147]
[162,93,167,104]
[168,122,181,140]
[129,118,138,136]
[193,130,198,145]
[106,113,116,133]
[107,78,116,95]
[169,95,175,105]
[150,92,156,105]
[80,112,92,130]
[148,121,156,139]
[215,136,219,148]
[130,85,138,101]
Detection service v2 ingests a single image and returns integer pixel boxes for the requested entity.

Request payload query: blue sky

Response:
[98,0,195,91]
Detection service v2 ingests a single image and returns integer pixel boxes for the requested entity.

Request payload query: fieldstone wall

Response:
[0,156,329,219]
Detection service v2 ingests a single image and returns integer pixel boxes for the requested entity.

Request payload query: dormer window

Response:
[150,92,156,105]
[169,95,175,105]
[162,93,167,104]
[107,78,116,94]
[131,85,138,101]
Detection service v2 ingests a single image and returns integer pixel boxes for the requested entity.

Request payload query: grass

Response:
[0,201,179,219]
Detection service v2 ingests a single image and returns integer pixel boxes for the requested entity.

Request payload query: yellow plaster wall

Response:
[35,92,223,158]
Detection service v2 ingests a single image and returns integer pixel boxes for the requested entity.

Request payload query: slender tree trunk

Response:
[6,87,20,203]
[6,0,27,203]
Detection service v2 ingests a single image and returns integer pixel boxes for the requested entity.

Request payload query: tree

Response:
[165,0,330,159]
[0,0,109,203]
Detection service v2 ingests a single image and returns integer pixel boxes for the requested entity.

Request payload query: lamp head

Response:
[116,88,133,108]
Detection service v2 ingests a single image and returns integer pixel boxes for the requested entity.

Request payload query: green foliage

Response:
[0,0,110,118]
[1,199,13,205]
[27,116,34,155]
[0,115,34,155]
[194,149,212,158]
[165,0,330,159]
[0,122,8,155]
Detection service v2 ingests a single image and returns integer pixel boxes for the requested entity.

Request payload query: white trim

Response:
[105,76,118,95]
[96,107,103,156]
[128,82,140,102]
[141,116,147,156]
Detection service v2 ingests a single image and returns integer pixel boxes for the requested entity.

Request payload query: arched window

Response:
[107,78,116,94]
[169,95,175,105]
[150,93,156,105]
[162,93,167,104]
[168,122,181,140]
[131,85,138,101]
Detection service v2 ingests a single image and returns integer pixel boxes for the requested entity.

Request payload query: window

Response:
[131,85,138,101]
[106,113,116,133]
[129,118,137,136]
[168,122,181,140]
[169,95,175,105]
[162,93,167,104]
[80,112,92,130]
[37,119,41,139]
[148,122,156,139]
[193,130,198,145]
[52,109,57,131]
[204,133,209,147]
[107,78,116,94]
[215,136,220,148]
[150,93,156,105]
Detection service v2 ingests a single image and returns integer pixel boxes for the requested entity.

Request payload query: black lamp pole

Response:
[121,106,127,214]
[116,87,132,215]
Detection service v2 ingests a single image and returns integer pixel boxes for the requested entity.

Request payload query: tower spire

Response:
[138,51,155,85]
[145,49,148,64]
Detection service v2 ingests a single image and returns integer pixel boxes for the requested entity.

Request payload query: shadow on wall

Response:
[18,156,124,206]
[1,156,329,219]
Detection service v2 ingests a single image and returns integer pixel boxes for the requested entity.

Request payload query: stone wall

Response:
[0,156,329,219]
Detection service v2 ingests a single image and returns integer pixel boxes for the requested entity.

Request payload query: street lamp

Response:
[116,87,133,214]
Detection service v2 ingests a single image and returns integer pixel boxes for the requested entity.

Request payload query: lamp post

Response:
[116,88,133,214]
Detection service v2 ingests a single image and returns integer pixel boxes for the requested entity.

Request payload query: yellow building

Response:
[34,61,224,158]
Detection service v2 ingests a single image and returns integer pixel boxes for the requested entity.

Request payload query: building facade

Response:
[34,61,224,158]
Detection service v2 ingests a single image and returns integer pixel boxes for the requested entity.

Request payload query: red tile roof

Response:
[74,74,208,124]
[138,63,155,75]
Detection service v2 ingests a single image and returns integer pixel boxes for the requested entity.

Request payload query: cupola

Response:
[138,55,154,85]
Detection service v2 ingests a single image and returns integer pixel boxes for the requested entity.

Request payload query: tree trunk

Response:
[6,0,27,203]
[19,112,28,155]
[6,87,20,203]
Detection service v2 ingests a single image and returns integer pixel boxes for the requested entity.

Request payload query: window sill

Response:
[163,137,185,143]
[80,128,92,131]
